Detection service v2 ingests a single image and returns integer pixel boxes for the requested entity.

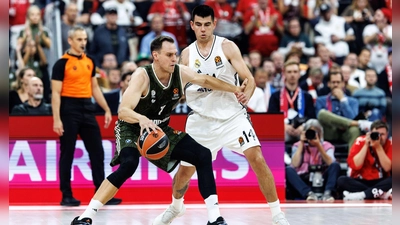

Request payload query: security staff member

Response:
[51,26,121,206]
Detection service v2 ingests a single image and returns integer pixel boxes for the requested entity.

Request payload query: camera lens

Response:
[370,132,380,140]
[305,129,316,140]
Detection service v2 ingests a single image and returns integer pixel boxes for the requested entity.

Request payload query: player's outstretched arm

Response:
[118,68,161,134]
[180,64,243,94]
[222,39,256,104]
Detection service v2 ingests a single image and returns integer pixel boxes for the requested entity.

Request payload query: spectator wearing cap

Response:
[314,3,355,65]
[90,7,129,67]
[363,8,392,74]
[90,0,143,27]
[95,71,131,114]
[139,14,179,60]
[11,77,51,115]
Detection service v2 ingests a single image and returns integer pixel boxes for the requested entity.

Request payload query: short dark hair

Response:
[359,47,371,55]
[150,35,175,53]
[191,5,215,21]
[370,120,389,131]
[121,71,132,82]
[365,68,377,75]
[328,71,344,82]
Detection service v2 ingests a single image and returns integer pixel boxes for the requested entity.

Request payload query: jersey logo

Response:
[215,56,222,67]
[87,65,91,70]
[195,59,201,68]
[238,137,245,146]
[172,88,180,100]
[151,90,156,103]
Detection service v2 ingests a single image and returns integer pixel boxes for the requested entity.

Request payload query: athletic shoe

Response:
[306,191,318,201]
[343,191,365,200]
[358,120,372,131]
[70,216,92,225]
[153,204,186,225]
[322,190,335,202]
[272,212,290,225]
[207,216,228,225]
[380,188,392,200]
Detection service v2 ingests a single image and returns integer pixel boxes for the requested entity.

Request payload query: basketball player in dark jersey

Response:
[70,36,246,225]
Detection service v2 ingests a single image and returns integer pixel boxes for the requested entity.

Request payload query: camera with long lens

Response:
[370,132,380,141]
[308,165,325,195]
[305,129,316,140]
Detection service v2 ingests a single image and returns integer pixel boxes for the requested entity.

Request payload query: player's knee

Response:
[107,147,139,188]
[196,145,212,165]
[177,165,196,180]
[245,147,266,166]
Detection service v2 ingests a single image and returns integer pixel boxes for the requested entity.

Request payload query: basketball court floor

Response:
[10,201,392,225]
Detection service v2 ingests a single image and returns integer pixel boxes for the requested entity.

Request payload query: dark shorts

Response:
[110,120,186,173]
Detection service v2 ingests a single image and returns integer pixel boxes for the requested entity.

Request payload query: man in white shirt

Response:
[314,3,355,64]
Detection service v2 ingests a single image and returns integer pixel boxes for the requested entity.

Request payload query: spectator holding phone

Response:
[337,120,392,200]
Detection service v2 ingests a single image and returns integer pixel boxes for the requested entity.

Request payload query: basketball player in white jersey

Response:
[153,5,290,225]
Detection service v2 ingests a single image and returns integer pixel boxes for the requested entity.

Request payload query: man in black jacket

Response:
[11,77,52,115]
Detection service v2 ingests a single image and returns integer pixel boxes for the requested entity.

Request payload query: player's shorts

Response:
[110,120,186,173]
[181,108,260,167]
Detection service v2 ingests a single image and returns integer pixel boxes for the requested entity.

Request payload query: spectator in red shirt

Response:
[147,0,191,50]
[337,120,392,200]
[243,0,284,58]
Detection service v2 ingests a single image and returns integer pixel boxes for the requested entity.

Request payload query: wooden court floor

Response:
[9,201,392,225]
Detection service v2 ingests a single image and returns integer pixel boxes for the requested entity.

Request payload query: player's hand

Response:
[104,110,112,128]
[138,116,161,135]
[53,119,64,136]
[235,78,249,104]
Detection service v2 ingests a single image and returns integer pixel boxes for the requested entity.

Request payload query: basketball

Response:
[137,129,170,160]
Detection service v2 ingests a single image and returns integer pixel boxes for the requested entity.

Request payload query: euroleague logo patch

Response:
[214,56,222,67]
[238,137,245,146]
[172,88,180,100]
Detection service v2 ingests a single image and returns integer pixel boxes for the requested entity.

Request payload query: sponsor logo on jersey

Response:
[125,139,132,144]
[197,87,213,93]
[215,56,222,67]
[238,137,245,146]
[151,89,156,103]
[172,88,180,100]
[151,117,170,125]
[195,59,201,68]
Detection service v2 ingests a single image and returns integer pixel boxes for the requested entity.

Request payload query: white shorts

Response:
[181,109,260,167]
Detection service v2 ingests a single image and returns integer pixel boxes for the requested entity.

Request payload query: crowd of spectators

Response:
[9,0,392,201]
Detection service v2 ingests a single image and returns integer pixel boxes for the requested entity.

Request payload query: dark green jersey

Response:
[132,64,183,131]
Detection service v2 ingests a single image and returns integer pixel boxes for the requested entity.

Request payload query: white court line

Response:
[9,203,392,211]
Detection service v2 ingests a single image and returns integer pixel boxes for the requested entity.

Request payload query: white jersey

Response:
[186,35,244,120]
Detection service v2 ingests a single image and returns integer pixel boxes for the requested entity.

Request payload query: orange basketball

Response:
[137,129,170,160]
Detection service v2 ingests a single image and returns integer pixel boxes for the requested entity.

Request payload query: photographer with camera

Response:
[286,119,341,201]
[337,120,392,200]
